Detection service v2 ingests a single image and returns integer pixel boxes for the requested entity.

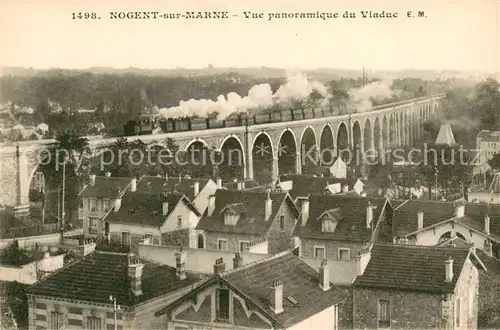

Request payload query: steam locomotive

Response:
[123,107,336,136]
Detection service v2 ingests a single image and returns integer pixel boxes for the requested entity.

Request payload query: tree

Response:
[39,132,91,224]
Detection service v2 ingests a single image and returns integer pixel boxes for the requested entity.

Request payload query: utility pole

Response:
[61,159,66,232]
[57,185,60,227]
[109,295,121,330]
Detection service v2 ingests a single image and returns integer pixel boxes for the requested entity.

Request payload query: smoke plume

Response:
[158,71,329,119]
[348,78,400,112]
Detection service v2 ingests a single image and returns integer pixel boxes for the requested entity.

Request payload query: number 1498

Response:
[72,12,99,19]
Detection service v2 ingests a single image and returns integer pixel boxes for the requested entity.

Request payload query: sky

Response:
[1,0,498,72]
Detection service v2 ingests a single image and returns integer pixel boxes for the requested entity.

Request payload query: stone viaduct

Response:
[0,94,444,214]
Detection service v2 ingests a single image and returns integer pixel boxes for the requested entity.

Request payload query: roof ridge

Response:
[220,250,294,277]
[373,242,469,250]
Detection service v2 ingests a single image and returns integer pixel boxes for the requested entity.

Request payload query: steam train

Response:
[123,107,337,136]
[122,95,440,136]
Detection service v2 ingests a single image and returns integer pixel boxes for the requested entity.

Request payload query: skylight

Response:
[286,296,298,306]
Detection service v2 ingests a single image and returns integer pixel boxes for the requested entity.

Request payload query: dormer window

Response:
[319,208,342,233]
[221,203,245,226]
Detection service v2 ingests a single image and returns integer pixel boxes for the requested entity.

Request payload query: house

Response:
[78,174,132,235]
[438,237,500,328]
[474,129,500,174]
[276,174,364,206]
[136,175,218,215]
[292,194,393,284]
[27,248,204,330]
[469,172,500,204]
[195,189,300,254]
[390,199,500,258]
[104,192,201,251]
[155,249,349,330]
[302,156,348,179]
[352,243,486,329]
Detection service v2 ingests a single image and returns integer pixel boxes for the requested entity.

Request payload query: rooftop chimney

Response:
[105,172,111,177]
[366,202,373,229]
[454,204,465,218]
[43,251,50,259]
[265,189,273,221]
[233,253,243,269]
[270,280,284,314]
[174,248,187,280]
[78,238,96,256]
[216,178,222,188]
[90,174,96,186]
[319,259,330,291]
[193,181,200,197]
[343,185,349,193]
[445,257,453,282]
[114,198,122,212]
[484,215,490,235]
[301,199,310,226]
[128,255,144,296]
[130,178,137,192]
[417,211,424,230]
[162,202,169,216]
[237,181,243,191]
[213,258,226,275]
[208,195,216,216]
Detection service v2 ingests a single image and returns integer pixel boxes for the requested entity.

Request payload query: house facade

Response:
[293,194,393,284]
[195,190,300,254]
[352,243,485,329]
[78,174,132,235]
[27,248,203,330]
[104,192,201,252]
[155,249,348,330]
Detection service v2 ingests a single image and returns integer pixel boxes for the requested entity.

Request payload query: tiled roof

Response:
[136,176,210,201]
[278,174,359,200]
[78,177,131,198]
[105,192,199,227]
[393,200,500,241]
[293,194,388,242]
[27,251,202,306]
[353,244,478,293]
[477,130,500,142]
[476,250,500,278]
[158,250,347,328]
[196,190,299,235]
[392,200,458,237]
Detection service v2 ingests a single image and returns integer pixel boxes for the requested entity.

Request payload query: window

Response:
[97,198,103,211]
[239,241,249,252]
[197,234,205,249]
[216,289,230,321]
[50,312,63,329]
[279,215,285,230]
[35,303,46,309]
[152,236,160,245]
[68,307,82,314]
[218,239,228,251]
[455,298,461,328]
[338,248,350,260]
[322,219,337,232]
[87,316,102,330]
[90,198,97,211]
[143,234,152,244]
[68,319,83,326]
[36,314,47,321]
[378,299,390,328]
[121,232,131,246]
[314,246,325,258]
[177,215,182,229]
